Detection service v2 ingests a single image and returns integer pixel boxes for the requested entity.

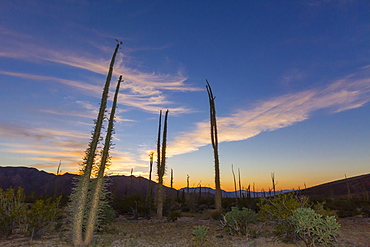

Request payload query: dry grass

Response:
[1,214,369,246]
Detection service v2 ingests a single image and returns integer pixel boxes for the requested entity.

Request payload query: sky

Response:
[0,0,370,192]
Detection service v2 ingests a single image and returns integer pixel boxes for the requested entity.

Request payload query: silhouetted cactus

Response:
[156,109,169,219]
[147,152,154,198]
[206,80,222,212]
[69,43,120,247]
[83,75,122,245]
[271,172,276,196]
[231,164,238,206]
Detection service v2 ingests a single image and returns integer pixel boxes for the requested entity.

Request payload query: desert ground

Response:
[1,213,369,247]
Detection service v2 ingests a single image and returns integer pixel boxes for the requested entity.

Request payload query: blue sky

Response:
[0,0,369,191]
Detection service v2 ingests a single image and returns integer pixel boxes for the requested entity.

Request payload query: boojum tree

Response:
[69,43,120,247]
[231,164,238,206]
[147,152,154,199]
[83,75,122,245]
[206,80,222,212]
[156,109,169,219]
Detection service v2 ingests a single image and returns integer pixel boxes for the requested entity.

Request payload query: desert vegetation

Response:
[1,44,370,246]
[1,185,370,246]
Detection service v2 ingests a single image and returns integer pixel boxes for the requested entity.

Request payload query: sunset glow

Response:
[1,1,369,191]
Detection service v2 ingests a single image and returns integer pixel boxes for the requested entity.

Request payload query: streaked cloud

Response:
[0,124,148,175]
[281,68,307,88]
[166,66,370,157]
[0,124,89,141]
[0,124,88,169]
[0,34,202,114]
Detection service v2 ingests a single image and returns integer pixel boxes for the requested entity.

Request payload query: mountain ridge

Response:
[1,166,369,200]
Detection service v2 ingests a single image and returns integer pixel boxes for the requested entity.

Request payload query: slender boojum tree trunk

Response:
[206,80,222,212]
[147,152,154,199]
[170,169,173,188]
[84,75,122,245]
[72,43,119,247]
[231,164,238,205]
[238,168,242,199]
[187,174,190,194]
[130,168,134,193]
[156,110,162,218]
[54,161,62,199]
[157,109,168,219]
[271,172,276,196]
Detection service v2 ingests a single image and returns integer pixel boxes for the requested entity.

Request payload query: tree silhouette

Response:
[70,43,120,247]
[206,80,222,212]
[156,109,169,219]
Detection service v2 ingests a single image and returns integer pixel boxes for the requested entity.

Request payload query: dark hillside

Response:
[0,166,76,197]
[0,166,176,199]
[1,166,369,201]
[299,173,370,200]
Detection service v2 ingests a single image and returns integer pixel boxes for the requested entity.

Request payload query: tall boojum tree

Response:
[83,75,122,245]
[156,109,169,219]
[69,43,121,247]
[206,80,222,212]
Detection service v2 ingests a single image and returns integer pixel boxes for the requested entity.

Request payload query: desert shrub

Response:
[185,193,199,213]
[192,225,208,246]
[25,196,62,240]
[258,193,310,242]
[292,208,340,247]
[112,195,154,218]
[97,203,117,228]
[167,210,182,222]
[210,209,222,220]
[325,199,370,218]
[0,188,27,239]
[238,198,260,212]
[222,207,257,235]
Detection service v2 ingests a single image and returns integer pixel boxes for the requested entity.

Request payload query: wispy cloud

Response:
[0,69,196,114]
[0,34,202,114]
[281,68,308,88]
[40,103,135,123]
[0,124,147,174]
[0,31,201,173]
[166,66,370,157]
[0,124,88,169]
[0,124,89,141]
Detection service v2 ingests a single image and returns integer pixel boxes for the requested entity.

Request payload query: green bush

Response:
[292,208,340,247]
[210,209,222,221]
[167,210,182,222]
[26,196,62,240]
[258,193,310,242]
[97,202,117,229]
[222,207,257,235]
[192,225,208,246]
[0,188,27,239]
[311,201,336,218]
[325,199,369,218]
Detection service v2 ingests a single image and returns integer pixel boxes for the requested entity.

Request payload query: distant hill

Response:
[0,166,177,199]
[0,166,287,199]
[0,166,76,197]
[178,187,291,198]
[1,166,369,200]
[299,173,370,200]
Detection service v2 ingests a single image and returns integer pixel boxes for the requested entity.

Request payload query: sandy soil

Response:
[1,216,369,246]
